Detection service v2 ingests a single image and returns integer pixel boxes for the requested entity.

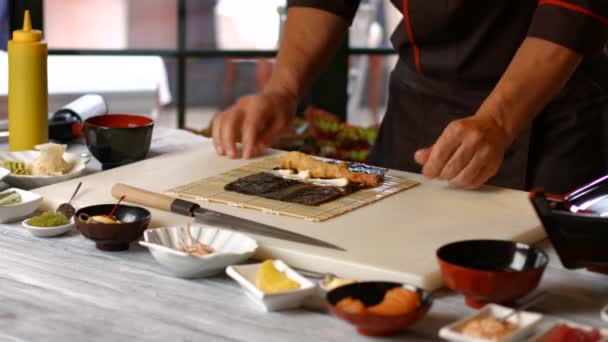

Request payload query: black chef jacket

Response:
[287,0,608,193]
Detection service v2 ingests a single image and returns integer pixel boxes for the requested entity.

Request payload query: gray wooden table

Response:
[1,128,607,341]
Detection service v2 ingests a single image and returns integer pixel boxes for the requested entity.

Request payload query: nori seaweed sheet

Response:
[224,172,361,206]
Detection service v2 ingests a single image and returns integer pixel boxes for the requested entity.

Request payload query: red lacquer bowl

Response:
[326,281,433,337]
[84,114,154,170]
[437,240,548,309]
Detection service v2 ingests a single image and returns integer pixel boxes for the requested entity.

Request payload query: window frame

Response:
[10,0,396,128]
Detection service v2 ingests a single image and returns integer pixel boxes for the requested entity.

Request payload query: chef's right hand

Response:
[212,92,296,159]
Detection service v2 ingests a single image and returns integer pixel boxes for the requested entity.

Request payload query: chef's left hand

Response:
[414,115,513,189]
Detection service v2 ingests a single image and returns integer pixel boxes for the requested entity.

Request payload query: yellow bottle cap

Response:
[12,10,43,43]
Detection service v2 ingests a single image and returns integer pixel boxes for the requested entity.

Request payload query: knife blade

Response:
[112,183,345,251]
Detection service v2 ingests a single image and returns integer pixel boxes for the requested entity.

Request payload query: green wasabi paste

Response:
[27,211,69,227]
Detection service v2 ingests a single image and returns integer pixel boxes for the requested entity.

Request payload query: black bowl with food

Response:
[530,176,608,273]
[75,204,151,251]
[83,114,154,170]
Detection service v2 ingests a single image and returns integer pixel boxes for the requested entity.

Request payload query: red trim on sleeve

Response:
[538,0,608,25]
[402,0,423,74]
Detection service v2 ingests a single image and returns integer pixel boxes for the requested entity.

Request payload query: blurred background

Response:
[1,0,401,160]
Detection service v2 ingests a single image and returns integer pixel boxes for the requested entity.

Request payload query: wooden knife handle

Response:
[112,183,175,212]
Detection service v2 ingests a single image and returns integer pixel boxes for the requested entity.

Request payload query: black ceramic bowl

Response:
[84,114,154,170]
[530,179,608,273]
[437,240,549,308]
[326,281,433,337]
[75,204,151,251]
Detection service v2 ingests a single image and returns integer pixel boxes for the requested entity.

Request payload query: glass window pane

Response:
[347,55,393,126]
[187,0,286,50]
[349,0,400,49]
[43,0,177,49]
[167,57,273,131]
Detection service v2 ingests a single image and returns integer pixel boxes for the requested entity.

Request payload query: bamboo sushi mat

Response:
[165,157,419,222]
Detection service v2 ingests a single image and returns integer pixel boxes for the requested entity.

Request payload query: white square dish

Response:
[226,260,316,312]
[529,320,608,342]
[439,303,543,342]
[0,188,43,223]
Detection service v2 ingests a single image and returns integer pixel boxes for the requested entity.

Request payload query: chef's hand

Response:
[414,115,512,189]
[212,92,296,159]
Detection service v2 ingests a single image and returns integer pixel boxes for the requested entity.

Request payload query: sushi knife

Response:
[111,183,346,252]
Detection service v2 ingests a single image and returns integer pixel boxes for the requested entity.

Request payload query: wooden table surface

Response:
[1,127,607,342]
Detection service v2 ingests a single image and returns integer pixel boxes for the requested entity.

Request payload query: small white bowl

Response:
[602,304,608,323]
[439,303,543,342]
[529,320,608,341]
[0,188,43,223]
[0,150,88,189]
[140,226,258,278]
[22,217,75,238]
[226,260,316,312]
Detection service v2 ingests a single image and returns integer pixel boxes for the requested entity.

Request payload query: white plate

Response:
[22,217,75,238]
[529,320,608,341]
[439,303,543,342]
[0,188,43,223]
[140,226,258,278]
[0,150,88,189]
[226,260,316,312]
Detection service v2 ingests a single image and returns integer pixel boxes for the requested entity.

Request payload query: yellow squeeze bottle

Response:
[8,10,49,151]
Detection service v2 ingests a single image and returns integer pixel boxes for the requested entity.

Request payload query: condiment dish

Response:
[22,217,75,238]
[0,188,43,223]
[528,320,608,342]
[439,303,543,342]
[226,260,316,312]
[325,281,433,337]
[75,204,151,251]
[140,225,258,278]
[0,150,88,189]
[437,240,549,308]
[602,304,608,323]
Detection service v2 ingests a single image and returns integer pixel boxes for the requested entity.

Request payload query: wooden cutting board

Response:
[34,141,545,290]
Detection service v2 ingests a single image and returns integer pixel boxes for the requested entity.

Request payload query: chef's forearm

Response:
[475,37,583,141]
[263,7,349,101]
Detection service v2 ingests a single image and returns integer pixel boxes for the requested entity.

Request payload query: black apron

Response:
[368,58,608,194]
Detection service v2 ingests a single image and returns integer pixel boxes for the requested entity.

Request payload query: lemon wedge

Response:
[256,260,300,293]
[89,215,120,224]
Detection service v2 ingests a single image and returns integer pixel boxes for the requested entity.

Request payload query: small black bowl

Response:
[84,114,154,170]
[75,204,151,251]
[530,187,608,273]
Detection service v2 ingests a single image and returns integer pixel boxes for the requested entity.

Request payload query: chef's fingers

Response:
[219,109,243,159]
[450,147,500,189]
[255,141,268,156]
[440,137,476,180]
[241,104,268,159]
[257,112,289,151]
[414,146,432,165]
[212,113,225,156]
[422,122,463,178]
[473,158,501,189]
[240,123,256,160]
[448,154,485,189]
